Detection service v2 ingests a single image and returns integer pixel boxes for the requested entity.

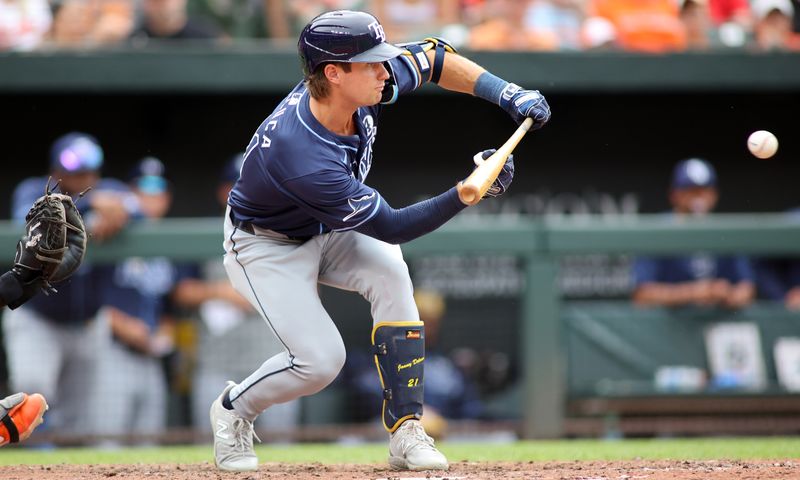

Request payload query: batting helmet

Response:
[298,10,403,77]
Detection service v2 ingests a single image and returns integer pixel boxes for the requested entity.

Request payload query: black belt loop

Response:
[229,209,255,235]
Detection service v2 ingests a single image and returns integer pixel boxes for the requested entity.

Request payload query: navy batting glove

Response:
[499,85,551,129]
[474,149,515,198]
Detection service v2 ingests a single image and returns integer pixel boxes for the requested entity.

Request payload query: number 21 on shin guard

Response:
[372,322,425,432]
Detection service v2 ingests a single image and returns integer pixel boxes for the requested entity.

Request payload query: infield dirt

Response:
[2,460,799,479]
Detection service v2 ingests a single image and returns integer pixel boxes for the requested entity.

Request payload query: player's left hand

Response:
[499,84,551,129]
[474,149,514,198]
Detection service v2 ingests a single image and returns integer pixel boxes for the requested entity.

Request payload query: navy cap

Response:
[129,156,169,194]
[672,158,717,189]
[221,152,245,183]
[50,132,104,173]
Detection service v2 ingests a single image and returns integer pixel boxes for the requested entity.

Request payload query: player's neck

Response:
[309,96,357,136]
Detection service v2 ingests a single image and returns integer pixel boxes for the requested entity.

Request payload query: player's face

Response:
[670,187,718,215]
[339,62,390,106]
[135,190,172,219]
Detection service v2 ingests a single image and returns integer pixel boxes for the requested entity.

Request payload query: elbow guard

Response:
[398,37,458,85]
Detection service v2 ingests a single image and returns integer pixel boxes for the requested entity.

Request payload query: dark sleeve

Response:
[729,256,754,283]
[355,187,467,244]
[752,259,789,300]
[632,257,659,286]
[788,260,800,288]
[0,270,42,310]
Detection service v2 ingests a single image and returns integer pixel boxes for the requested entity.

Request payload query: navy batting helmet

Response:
[298,10,403,77]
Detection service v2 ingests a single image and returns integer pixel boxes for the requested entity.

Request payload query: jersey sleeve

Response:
[11,178,46,222]
[277,169,383,232]
[632,256,660,286]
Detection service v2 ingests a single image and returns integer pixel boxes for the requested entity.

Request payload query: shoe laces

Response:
[399,421,437,453]
[231,417,261,453]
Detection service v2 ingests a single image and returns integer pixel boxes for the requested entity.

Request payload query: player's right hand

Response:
[499,84,551,129]
[473,149,514,198]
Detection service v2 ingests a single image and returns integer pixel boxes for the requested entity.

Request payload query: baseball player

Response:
[211,10,550,472]
[0,182,87,446]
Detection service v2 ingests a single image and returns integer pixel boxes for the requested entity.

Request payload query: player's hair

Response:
[305,62,352,99]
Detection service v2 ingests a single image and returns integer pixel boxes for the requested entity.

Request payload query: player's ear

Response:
[324,63,342,85]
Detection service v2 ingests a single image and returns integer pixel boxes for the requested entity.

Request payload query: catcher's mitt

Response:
[14,179,88,293]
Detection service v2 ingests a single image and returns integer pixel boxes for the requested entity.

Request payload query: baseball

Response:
[747,130,778,159]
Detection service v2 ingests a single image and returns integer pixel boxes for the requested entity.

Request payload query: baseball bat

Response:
[458,117,534,206]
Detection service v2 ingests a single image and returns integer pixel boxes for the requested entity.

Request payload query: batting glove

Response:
[500,85,551,129]
[474,149,514,198]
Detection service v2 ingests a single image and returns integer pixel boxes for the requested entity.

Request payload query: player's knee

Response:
[302,339,346,387]
[374,256,413,293]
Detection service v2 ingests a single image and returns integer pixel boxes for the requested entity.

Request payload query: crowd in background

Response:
[1,0,800,52]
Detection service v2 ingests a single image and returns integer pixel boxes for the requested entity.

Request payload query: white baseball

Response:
[747,130,778,159]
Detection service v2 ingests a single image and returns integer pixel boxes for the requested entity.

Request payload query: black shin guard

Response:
[372,322,425,432]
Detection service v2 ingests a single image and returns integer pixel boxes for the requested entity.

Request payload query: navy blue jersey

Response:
[96,258,193,332]
[11,176,138,324]
[229,55,423,238]
[633,254,754,286]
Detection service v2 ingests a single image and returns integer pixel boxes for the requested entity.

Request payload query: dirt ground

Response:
[2,460,799,480]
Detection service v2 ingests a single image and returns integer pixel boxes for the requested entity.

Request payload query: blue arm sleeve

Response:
[632,257,659,286]
[730,256,755,283]
[355,187,467,244]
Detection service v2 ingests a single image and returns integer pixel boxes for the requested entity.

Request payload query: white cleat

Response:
[388,419,449,471]
[210,381,260,472]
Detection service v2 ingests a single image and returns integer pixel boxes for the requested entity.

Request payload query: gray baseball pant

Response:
[222,208,418,421]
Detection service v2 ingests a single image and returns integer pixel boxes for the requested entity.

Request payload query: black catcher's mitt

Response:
[14,179,88,293]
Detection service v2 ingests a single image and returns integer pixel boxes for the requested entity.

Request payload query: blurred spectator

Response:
[4,132,138,438]
[0,0,51,51]
[343,289,484,437]
[523,0,585,50]
[632,158,755,309]
[580,15,618,49]
[752,0,800,50]
[707,0,751,47]
[171,153,299,434]
[286,0,367,37]
[679,0,715,49]
[50,0,134,47]
[753,210,800,310]
[130,0,223,44]
[588,0,687,52]
[468,0,538,50]
[753,257,800,309]
[89,157,184,443]
[187,0,286,39]
[373,0,460,43]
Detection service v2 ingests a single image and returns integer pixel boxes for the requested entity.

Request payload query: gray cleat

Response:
[210,381,260,472]
[388,419,449,471]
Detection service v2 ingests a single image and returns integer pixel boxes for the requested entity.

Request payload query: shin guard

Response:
[372,321,425,432]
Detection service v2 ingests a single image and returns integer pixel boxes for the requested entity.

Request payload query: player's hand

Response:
[499,84,551,129]
[87,192,130,242]
[473,149,514,198]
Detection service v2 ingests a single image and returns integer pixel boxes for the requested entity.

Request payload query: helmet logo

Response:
[368,21,386,42]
